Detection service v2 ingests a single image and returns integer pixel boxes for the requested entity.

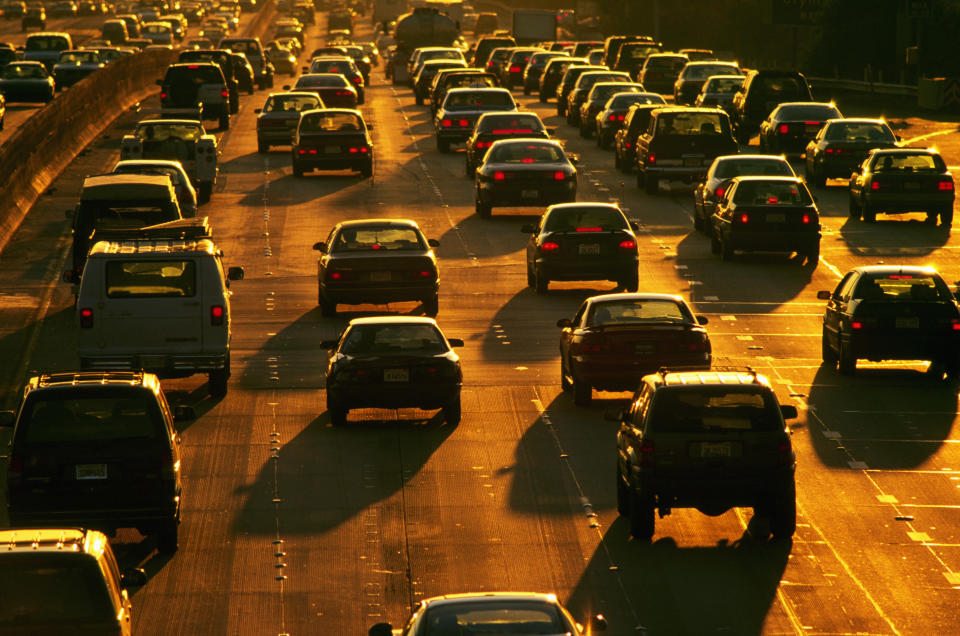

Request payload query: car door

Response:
[559,301,585,364]
[824,272,857,351]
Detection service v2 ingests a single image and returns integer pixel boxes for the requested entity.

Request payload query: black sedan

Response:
[463,111,549,175]
[312,218,439,316]
[306,56,365,103]
[522,202,640,294]
[595,91,664,149]
[693,154,796,234]
[710,176,821,264]
[557,292,710,405]
[757,101,842,154]
[804,117,899,187]
[292,108,372,178]
[254,91,322,152]
[434,87,517,153]
[0,61,54,103]
[474,138,577,218]
[577,81,644,138]
[848,148,955,226]
[322,316,463,426]
[817,265,960,377]
[612,103,663,173]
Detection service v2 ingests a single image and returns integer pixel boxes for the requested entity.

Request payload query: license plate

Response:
[683,157,701,167]
[325,146,340,154]
[578,243,600,255]
[384,368,409,382]
[76,463,107,480]
[895,317,919,329]
[804,124,819,133]
[369,271,391,282]
[521,189,539,199]
[633,343,654,355]
[903,182,921,190]
[765,212,786,223]
[140,355,166,368]
[697,442,732,458]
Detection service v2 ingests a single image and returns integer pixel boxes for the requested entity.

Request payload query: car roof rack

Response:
[657,365,760,382]
[98,216,212,242]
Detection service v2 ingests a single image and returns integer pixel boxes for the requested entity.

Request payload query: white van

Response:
[75,228,243,397]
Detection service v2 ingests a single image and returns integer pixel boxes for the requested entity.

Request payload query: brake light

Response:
[778,124,788,134]
[625,142,632,148]
[458,119,468,127]
[188,64,199,69]
[441,119,452,127]
[871,181,880,190]
[888,275,913,279]
[804,121,821,125]
[616,114,625,121]
[554,171,566,180]
[328,270,345,280]
[776,438,793,465]
[221,89,229,97]
[739,213,749,223]
[638,438,655,466]
[851,321,863,329]
[510,65,521,72]
[576,227,601,232]
[619,239,637,249]
[476,141,489,149]
[540,241,560,251]
[493,171,505,181]
[353,76,361,83]
[647,153,655,164]
[715,186,725,198]
[210,305,224,326]
[80,307,93,328]
[952,319,960,331]
[767,197,779,204]
[160,91,167,98]
[939,180,954,191]
[336,90,353,96]
[521,157,535,163]
[802,214,811,224]
[608,114,617,121]
[416,270,433,278]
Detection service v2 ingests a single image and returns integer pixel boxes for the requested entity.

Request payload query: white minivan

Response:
[75,228,243,397]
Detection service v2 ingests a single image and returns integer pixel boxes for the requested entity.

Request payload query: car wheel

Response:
[442,394,461,425]
[327,394,348,426]
[620,271,639,292]
[693,208,704,232]
[523,85,530,95]
[422,294,439,317]
[526,263,535,288]
[940,206,954,228]
[538,93,546,103]
[534,267,549,295]
[710,233,721,255]
[629,490,655,540]
[821,331,837,367]
[848,195,861,219]
[811,165,826,188]
[572,374,591,406]
[806,243,820,265]
[415,93,423,105]
[156,518,179,554]
[720,237,734,261]
[644,174,658,195]
[560,358,572,391]
[257,140,268,153]
[838,341,856,375]
[861,200,876,223]
[247,85,255,96]
[360,161,373,178]
[292,161,304,178]
[198,182,213,204]
[436,137,450,153]
[769,486,797,539]
[319,295,336,317]
[475,197,491,219]
[616,469,629,516]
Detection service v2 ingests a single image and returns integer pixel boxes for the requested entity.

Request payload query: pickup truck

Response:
[121,119,219,203]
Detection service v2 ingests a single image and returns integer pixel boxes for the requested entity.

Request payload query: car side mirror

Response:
[0,411,15,427]
[780,404,799,420]
[174,404,195,422]
[520,223,536,233]
[61,270,79,284]
[447,337,464,347]
[546,126,557,135]
[368,624,394,636]
[630,221,640,231]
[282,84,290,90]
[696,315,708,325]
[816,290,831,300]
[227,267,244,281]
[603,407,624,422]
[254,108,262,113]
[556,318,572,328]
[427,238,439,247]
[121,568,147,587]
[313,241,327,252]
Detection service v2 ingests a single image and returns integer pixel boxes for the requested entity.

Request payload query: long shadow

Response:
[835,215,950,257]
[236,171,367,207]
[565,520,791,635]
[220,151,283,174]
[805,363,958,469]
[437,208,540,259]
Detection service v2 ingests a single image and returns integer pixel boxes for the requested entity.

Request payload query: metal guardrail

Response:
[807,76,918,98]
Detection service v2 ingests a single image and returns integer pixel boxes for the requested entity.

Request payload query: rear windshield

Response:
[775,104,840,120]
[753,75,807,97]
[682,64,739,79]
[650,387,781,432]
[165,65,223,84]
[263,94,320,112]
[589,299,691,325]
[2,64,47,79]
[590,83,638,101]
[448,75,496,89]
[221,39,259,56]
[645,56,687,71]
[612,93,663,108]
[58,51,99,64]
[656,111,727,136]
[488,142,563,163]
[732,180,811,205]
[443,91,513,110]
[297,75,349,88]
[20,391,163,443]
[0,555,114,624]
[299,111,363,132]
[332,226,423,251]
[310,59,355,74]
[25,36,70,51]
[715,158,793,179]
[619,44,660,60]
[136,123,201,141]
[106,259,197,298]
[543,207,628,232]
[478,114,543,133]
[420,602,567,634]
[421,50,462,62]
[340,324,447,355]
[824,121,894,142]
[854,274,951,301]
[704,76,743,92]
[77,204,177,232]
[872,153,944,172]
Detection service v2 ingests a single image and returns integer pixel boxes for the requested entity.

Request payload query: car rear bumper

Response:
[638,470,795,506]
[538,256,638,281]
[78,353,228,375]
[846,332,960,361]
[724,230,821,253]
[645,166,710,181]
[481,182,576,207]
[436,129,472,142]
[864,193,954,212]
[322,281,438,305]
[294,155,370,170]
[9,500,179,532]
[328,383,460,410]
[258,128,297,143]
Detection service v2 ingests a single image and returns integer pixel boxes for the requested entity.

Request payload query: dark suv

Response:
[612,368,799,541]
[159,62,231,129]
[730,69,813,144]
[1,371,192,553]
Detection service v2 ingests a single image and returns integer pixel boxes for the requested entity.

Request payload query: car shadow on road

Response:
[805,363,958,469]
[565,520,791,635]
[836,216,950,256]
[236,172,367,207]
[438,208,540,259]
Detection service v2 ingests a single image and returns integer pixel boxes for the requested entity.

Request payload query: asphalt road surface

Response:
[0,10,959,636]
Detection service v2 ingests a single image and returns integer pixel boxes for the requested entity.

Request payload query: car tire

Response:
[838,341,856,375]
[940,206,954,228]
[620,271,639,292]
[360,162,373,178]
[475,197,491,219]
[821,331,837,367]
[710,233,721,255]
[572,375,591,406]
[436,137,449,153]
[613,152,623,171]
[534,267,548,295]
[629,490,655,540]
[769,486,797,539]
[257,140,268,153]
[208,351,230,398]
[423,294,439,317]
[538,93,546,103]
[848,195,861,219]
[319,296,336,317]
[635,169,645,188]
[442,394,461,425]
[292,161,304,178]
[327,396,348,426]
[616,469,629,516]
[720,238,734,261]
[219,113,230,130]
[644,174,658,195]
[198,182,213,204]
[526,264,535,288]
[248,85,255,96]
[156,518,179,554]
[806,243,820,265]
[560,358,572,392]
[693,208,704,233]
[415,93,423,105]
[861,201,876,223]
[523,86,530,95]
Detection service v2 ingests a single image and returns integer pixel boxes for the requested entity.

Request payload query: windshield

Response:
[59,51,98,64]
[297,75,349,88]
[714,158,793,179]
[478,114,543,133]
[331,226,423,251]
[775,104,840,120]
[106,260,196,298]
[683,64,739,79]
[137,123,202,141]
[704,76,743,92]
[26,36,69,51]
[340,324,447,355]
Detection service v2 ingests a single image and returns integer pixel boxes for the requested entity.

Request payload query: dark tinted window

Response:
[775,104,840,120]
[656,111,727,136]
[477,114,543,133]
[543,206,628,232]
[732,180,812,205]
[25,36,70,51]
[649,387,781,432]
[824,122,895,143]
[164,65,224,84]
[753,75,807,97]
[714,158,793,179]
[871,153,944,172]
[489,142,564,163]
[589,299,691,326]
[0,555,114,624]
[20,391,162,443]
[853,273,951,301]
[421,601,569,634]
[340,324,447,355]
[444,91,514,110]
[331,226,423,251]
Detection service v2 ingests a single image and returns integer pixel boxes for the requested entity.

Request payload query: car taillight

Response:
[608,114,618,121]
[617,114,625,121]
[210,305,224,326]
[441,119,452,127]
[951,319,960,331]
[619,239,637,249]
[221,89,229,97]
[739,213,749,224]
[353,76,362,83]
[778,124,788,134]
[776,438,793,465]
[539,241,559,252]
[554,171,567,181]
[715,186,725,199]
[493,171,505,180]
[510,65,521,72]
[647,153,655,164]
[458,119,468,127]
[871,181,880,190]
[416,270,433,278]
[80,307,93,328]
[804,121,821,125]
[160,91,167,99]
[638,439,655,466]
[625,142,632,148]
[851,321,863,329]
[336,90,353,96]
[939,179,954,191]
[348,147,369,153]
[328,270,347,281]
[576,227,601,232]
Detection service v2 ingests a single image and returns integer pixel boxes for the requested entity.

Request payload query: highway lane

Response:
[1,10,960,635]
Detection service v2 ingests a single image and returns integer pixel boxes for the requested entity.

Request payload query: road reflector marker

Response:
[907,532,931,542]
[876,494,898,504]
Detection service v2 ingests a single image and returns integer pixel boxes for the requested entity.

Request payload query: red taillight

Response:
[221,90,229,97]
[638,439,655,466]
[353,76,361,83]
[715,186,725,199]
[416,270,433,278]
[458,119,468,127]
[776,438,793,464]
[778,124,788,134]
[619,239,637,249]
[739,213,749,224]
[951,319,960,331]
[210,305,224,326]
[510,65,521,72]
[554,171,566,181]
[802,214,811,224]
[767,197,779,204]
[441,119,452,127]
[576,227,601,232]
[540,241,560,251]
[160,91,167,98]
[188,64,199,69]
[493,171,505,181]
[476,141,489,149]
[608,114,617,121]
[804,121,821,125]
[939,180,954,191]
[329,271,344,280]
[871,181,880,190]
[80,307,93,328]
[851,321,863,329]
[617,114,625,121]
[647,153,655,164]
[336,90,353,96]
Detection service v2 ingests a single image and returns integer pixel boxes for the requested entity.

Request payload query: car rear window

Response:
[300,111,362,132]
[589,299,691,326]
[683,64,739,79]
[58,51,99,64]
[619,44,660,60]
[872,153,943,172]
[489,142,563,163]
[649,388,781,432]
[590,83,637,101]
[2,63,47,79]
[340,324,446,355]
[656,111,726,136]
[298,75,349,88]
[20,392,162,443]
[422,601,567,632]
[704,76,743,92]
[824,122,894,142]
[332,226,423,251]
[854,274,951,301]
[106,260,197,298]
[137,122,201,141]
[753,75,807,97]
[26,36,70,51]
[715,158,793,179]
[310,60,354,74]
[0,555,114,624]
[544,207,628,232]
[444,91,514,110]
[165,65,223,84]
[775,104,839,120]
[645,56,687,71]
[478,114,543,133]
[264,94,320,112]
[732,180,812,205]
